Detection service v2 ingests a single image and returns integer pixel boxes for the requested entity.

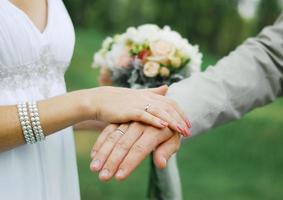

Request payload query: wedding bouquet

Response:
[92,24,203,88]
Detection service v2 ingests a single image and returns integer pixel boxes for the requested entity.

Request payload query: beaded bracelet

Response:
[17,103,36,144]
[28,102,45,142]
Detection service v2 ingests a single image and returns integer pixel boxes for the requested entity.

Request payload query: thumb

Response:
[146,85,168,96]
[153,134,181,169]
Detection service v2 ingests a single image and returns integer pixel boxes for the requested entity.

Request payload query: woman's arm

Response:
[0,86,188,151]
[0,90,89,151]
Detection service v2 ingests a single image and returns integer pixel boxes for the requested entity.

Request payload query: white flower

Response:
[102,37,113,50]
[92,52,106,68]
[143,62,160,78]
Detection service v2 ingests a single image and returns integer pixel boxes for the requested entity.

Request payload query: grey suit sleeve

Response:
[167,13,283,135]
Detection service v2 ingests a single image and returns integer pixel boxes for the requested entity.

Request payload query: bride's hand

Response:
[83,85,190,135]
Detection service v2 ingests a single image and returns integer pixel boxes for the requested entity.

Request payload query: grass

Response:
[66,29,283,200]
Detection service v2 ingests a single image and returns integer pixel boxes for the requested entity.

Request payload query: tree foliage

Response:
[63,0,281,56]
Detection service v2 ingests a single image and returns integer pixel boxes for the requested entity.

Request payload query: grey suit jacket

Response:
[168,13,283,135]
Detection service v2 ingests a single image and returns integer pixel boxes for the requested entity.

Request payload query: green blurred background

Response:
[63,0,283,199]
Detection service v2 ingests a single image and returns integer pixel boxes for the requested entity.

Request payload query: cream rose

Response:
[159,67,170,77]
[149,40,176,59]
[143,62,160,77]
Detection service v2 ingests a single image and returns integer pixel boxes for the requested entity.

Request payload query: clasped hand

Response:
[89,86,191,181]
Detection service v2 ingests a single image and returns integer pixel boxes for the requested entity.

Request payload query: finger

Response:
[145,105,186,136]
[164,105,191,137]
[167,100,191,129]
[143,85,168,96]
[90,124,129,172]
[152,95,191,129]
[99,123,145,181]
[114,127,174,181]
[132,110,169,129]
[153,133,181,169]
[91,124,118,158]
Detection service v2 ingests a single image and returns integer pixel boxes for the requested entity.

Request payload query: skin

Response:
[0,86,190,152]
[5,0,191,180]
[10,0,48,33]
[90,122,186,181]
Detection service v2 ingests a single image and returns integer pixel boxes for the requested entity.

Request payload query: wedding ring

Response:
[116,128,125,136]
[145,104,151,112]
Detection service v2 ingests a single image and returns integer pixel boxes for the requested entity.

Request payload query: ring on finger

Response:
[116,128,126,136]
[145,104,151,112]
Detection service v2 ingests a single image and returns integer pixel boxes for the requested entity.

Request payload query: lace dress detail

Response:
[0,45,68,98]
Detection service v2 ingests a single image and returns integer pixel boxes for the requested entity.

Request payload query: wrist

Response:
[69,90,95,121]
[75,88,103,121]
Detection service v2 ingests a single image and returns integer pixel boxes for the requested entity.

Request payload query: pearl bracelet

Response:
[17,103,36,144]
[28,102,45,142]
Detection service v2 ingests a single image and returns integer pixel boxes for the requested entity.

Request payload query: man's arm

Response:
[167,13,283,135]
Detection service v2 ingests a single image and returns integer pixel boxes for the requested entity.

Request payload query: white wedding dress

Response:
[0,0,80,199]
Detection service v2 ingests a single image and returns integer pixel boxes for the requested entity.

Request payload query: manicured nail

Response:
[177,124,186,136]
[186,119,192,128]
[184,129,192,137]
[177,125,183,134]
[91,159,101,171]
[91,150,97,158]
[116,169,125,179]
[184,128,190,137]
[188,129,192,137]
[99,169,110,180]
[160,121,168,127]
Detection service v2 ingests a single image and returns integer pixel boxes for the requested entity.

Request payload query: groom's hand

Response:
[90,122,182,181]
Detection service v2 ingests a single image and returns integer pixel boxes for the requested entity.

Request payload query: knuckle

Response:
[96,151,107,160]
[104,160,116,169]
[107,124,118,131]
[116,141,130,152]
[168,99,178,107]
[105,134,117,144]
[133,143,146,154]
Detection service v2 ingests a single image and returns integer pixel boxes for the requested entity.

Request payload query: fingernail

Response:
[116,169,124,179]
[160,121,168,127]
[161,157,167,167]
[184,129,192,137]
[177,125,186,136]
[99,169,110,180]
[91,150,97,158]
[91,159,101,171]
[188,129,192,137]
[186,119,192,128]
[184,128,191,137]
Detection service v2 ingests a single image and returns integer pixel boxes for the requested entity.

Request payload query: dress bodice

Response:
[0,0,75,99]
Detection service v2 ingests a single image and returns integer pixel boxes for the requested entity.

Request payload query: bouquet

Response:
[92,24,203,88]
